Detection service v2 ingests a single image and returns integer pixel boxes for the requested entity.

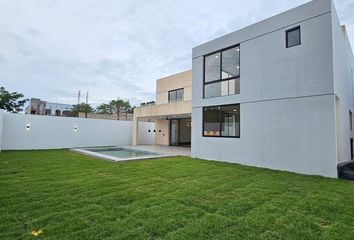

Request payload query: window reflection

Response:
[204,46,240,98]
[203,104,240,137]
[168,88,184,103]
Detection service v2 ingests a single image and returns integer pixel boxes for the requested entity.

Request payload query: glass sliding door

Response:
[169,118,192,146]
[170,119,179,146]
[179,119,191,146]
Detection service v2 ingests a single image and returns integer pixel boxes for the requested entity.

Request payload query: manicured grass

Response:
[1,150,354,239]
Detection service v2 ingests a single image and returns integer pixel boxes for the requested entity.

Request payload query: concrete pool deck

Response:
[71,145,191,163]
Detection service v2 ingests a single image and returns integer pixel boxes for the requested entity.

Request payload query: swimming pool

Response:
[91,147,160,158]
[72,147,172,162]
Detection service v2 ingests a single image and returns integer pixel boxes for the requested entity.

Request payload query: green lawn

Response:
[1,150,354,239]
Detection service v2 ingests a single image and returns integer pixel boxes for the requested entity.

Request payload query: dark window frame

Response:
[168,88,184,103]
[203,44,240,98]
[350,110,353,131]
[202,103,240,138]
[286,26,301,48]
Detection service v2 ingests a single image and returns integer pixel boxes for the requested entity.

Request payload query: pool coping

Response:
[70,146,177,163]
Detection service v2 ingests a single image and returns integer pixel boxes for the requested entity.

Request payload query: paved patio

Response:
[123,145,191,156]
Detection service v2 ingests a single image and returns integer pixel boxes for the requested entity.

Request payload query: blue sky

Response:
[0,0,353,107]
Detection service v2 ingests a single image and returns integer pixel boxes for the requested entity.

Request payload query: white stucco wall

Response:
[0,113,155,150]
[138,122,156,145]
[331,1,354,164]
[191,0,342,178]
[192,95,337,178]
[0,110,4,152]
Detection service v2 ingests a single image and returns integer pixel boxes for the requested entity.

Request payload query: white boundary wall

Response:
[0,110,3,151]
[0,110,155,150]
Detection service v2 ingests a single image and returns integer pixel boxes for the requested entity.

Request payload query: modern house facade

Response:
[132,70,192,146]
[191,0,354,178]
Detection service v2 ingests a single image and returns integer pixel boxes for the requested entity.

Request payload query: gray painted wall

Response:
[331,1,354,164]
[192,95,337,177]
[192,0,334,109]
[191,0,352,178]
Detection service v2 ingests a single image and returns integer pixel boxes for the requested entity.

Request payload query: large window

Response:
[286,26,301,48]
[203,104,240,137]
[204,46,240,98]
[168,88,184,103]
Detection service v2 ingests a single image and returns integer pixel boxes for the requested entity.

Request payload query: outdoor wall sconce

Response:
[187,121,191,127]
[74,126,78,132]
[26,124,31,130]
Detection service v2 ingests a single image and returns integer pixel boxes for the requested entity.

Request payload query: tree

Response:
[112,99,133,120]
[69,103,93,117]
[95,98,132,120]
[0,87,28,113]
[95,103,114,115]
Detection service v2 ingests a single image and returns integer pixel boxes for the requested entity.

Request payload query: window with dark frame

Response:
[168,88,184,103]
[350,110,352,131]
[203,104,240,137]
[286,26,301,48]
[204,45,240,98]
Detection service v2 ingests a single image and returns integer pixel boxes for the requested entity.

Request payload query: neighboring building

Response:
[133,70,192,146]
[191,0,354,178]
[25,98,73,116]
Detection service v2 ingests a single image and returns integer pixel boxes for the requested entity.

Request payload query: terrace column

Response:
[132,116,139,146]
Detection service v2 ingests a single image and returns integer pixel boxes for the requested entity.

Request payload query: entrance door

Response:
[169,118,191,146]
[170,119,179,146]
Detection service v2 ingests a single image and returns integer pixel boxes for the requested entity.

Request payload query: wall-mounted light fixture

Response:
[74,126,78,132]
[26,123,31,130]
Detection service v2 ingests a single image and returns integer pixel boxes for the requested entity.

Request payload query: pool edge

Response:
[70,148,178,163]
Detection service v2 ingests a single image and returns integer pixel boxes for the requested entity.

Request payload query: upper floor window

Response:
[286,26,301,48]
[168,88,184,103]
[350,110,352,131]
[204,45,240,98]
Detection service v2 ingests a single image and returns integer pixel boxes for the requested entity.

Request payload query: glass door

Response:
[170,119,179,146]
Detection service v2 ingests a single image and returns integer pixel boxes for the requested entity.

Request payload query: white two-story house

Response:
[191,0,354,178]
